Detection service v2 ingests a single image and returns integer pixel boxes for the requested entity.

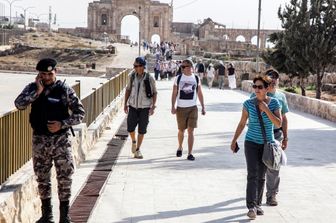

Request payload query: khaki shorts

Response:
[176,106,198,130]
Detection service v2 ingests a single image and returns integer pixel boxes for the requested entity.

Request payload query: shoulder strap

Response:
[143,72,153,98]
[254,99,267,144]
[177,74,182,89]
[129,72,136,93]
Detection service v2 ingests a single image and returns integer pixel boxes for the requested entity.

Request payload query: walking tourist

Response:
[124,57,157,159]
[195,59,205,80]
[171,59,206,161]
[206,63,215,89]
[230,75,282,219]
[249,69,289,206]
[216,61,226,89]
[228,63,237,89]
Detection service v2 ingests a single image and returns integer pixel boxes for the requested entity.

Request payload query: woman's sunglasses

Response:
[252,84,265,89]
[181,65,190,69]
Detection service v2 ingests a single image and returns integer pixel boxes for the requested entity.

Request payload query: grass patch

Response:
[282,86,299,94]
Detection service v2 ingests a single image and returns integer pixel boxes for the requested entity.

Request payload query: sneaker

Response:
[256,206,264,215]
[247,208,256,220]
[187,154,195,161]
[176,149,182,157]
[134,150,143,159]
[131,141,137,154]
[266,196,278,206]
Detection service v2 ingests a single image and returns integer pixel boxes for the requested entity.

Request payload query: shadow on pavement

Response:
[113,198,246,223]
[206,102,243,112]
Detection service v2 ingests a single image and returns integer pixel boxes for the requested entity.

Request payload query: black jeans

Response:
[244,140,267,209]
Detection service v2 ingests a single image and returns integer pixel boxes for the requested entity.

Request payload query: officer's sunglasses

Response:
[181,65,191,69]
[133,64,143,68]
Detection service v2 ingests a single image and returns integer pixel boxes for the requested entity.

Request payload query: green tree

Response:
[264,0,336,99]
[307,0,336,99]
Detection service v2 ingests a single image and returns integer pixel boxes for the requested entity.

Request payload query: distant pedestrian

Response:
[195,59,205,80]
[206,63,215,89]
[171,59,206,161]
[154,60,161,81]
[14,58,85,223]
[124,57,157,159]
[216,61,226,89]
[228,63,237,89]
[230,75,282,220]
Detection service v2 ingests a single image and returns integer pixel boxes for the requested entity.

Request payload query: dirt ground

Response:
[14,32,104,49]
[305,90,336,104]
[0,31,116,72]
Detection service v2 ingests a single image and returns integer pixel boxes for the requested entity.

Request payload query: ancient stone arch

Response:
[88,0,173,42]
[223,28,277,48]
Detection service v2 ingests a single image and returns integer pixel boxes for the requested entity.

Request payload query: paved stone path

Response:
[70,80,336,223]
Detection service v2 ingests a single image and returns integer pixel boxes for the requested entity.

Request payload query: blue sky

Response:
[0,0,290,42]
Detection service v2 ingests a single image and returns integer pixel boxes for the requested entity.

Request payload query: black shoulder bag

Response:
[255,100,282,170]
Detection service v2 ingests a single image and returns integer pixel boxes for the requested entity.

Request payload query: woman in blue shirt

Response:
[230,75,282,219]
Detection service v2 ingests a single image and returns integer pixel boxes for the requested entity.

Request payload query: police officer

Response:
[15,58,85,223]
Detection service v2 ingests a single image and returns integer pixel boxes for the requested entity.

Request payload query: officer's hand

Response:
[47,121,62,133]
[124,105,128,114]
[35,74,44,95]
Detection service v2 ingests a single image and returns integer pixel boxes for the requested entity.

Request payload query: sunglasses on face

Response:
[181,65,191,69]
[252,84,265,90]
[133,64,143,68]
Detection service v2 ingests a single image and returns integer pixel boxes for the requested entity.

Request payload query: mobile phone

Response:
[234,142,240,153]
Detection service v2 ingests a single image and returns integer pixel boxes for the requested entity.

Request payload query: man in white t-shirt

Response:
[171,59,206,160]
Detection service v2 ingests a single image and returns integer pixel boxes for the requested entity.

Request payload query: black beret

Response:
[36,58,57,72]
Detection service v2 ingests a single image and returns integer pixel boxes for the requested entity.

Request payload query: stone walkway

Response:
[70,79,336,223]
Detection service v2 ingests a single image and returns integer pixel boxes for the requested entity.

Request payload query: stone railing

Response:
[241,80,336,122]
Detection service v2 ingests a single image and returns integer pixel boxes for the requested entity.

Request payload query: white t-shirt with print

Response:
[174,73,200,108]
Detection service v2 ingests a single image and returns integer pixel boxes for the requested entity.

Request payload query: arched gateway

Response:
[88,0,173,42]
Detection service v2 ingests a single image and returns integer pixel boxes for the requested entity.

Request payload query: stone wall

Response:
[0,94,125,223]
[241,80,336,122]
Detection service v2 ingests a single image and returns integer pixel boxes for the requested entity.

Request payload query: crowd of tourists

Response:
[14,49,288,221]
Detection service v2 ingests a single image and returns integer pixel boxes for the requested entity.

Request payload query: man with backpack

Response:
[124,57,157,159]
[171,59,206,161]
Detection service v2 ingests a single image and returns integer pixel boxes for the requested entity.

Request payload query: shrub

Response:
[284,87,298,94]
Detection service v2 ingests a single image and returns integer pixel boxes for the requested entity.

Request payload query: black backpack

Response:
[176,74,199,92]
[131,72,153,98]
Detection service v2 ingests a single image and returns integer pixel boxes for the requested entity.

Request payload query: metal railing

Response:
[81,69,129,126]
[0,108,33,185]
[0,69,129,185]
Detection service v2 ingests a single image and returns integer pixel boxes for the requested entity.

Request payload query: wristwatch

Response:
[283,137,288,141]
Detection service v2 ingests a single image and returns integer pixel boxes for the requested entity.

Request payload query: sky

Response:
[0,0,291,42]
